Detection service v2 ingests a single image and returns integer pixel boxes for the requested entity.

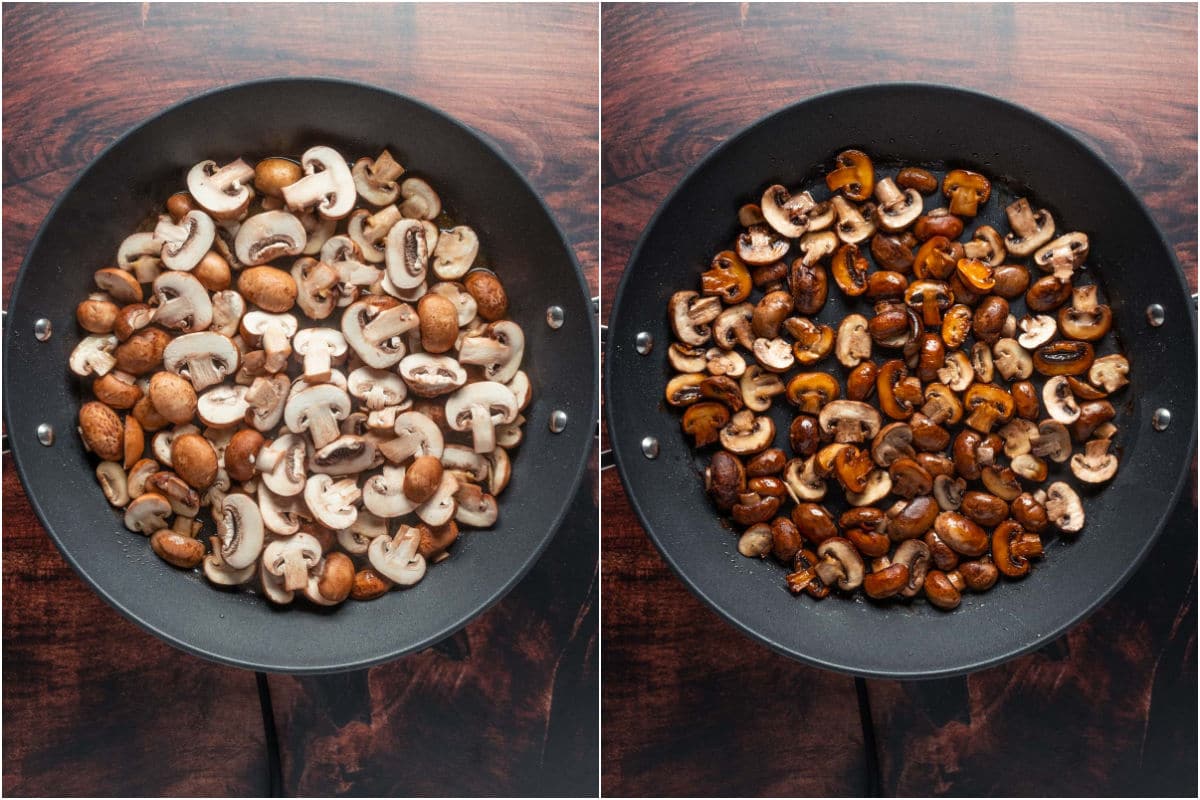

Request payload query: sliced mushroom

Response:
[444,382,519,453]
[736,224,789,265]
[669,291,723,346]
[186,158,255,219]
[819,400,882,444]
[1004,197,1055,256]
[1044,481,1085,533]
[284,383,352,449]
[368,525,427,586]
[196,384,250,428]
[304,474,361,529]
[398,177,441,220]
[814,537,865,591]
[384,218,430,290]
[992,338,1032,381]
[873,177,922,232]
[240,311,298,374]
[1070,437,1119,483]
[211,290,246,338]
[835,313,871,368]
[117,231,165,283]
[1089,354,1129,393]
[783,456,827,502]
[1034,232,1089,279]
[1059,285,1112,341]
[431,226,479,281]
[459,321,525,383]
[162,331,239,391]
[278,146,356,220]
[713,303,755,350]
[937,350,974,392]
[292,328,347,383]
[213,493,264,569]
[399,353,468,398]
[351,149,405,206]
[244,373,291,432]
[739,366,786,412]
[1042,376,1080,424]
[830,195,875,244]
[234,210,307,266]
[263,531,324,592]
[70,334,119,377]
[96,461,130,507]
[341,296,418,368]
[123,492,172,534]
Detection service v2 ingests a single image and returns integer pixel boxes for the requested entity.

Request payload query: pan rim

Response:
[4,75,599,674]
[604,80,1197,679]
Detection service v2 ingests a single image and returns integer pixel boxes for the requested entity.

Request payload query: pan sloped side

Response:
[5,78,597,673]
[605,83,1196,678]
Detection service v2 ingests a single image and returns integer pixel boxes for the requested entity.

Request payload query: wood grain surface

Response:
[601,3,1197,797]
[3,3,598,796]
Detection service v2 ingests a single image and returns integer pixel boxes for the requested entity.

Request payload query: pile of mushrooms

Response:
[72,146,528,607]
[669,150,1129,610]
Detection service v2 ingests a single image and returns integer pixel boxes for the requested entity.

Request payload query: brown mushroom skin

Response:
[115,327,172,375]
[132,394,170,432]
[952,430,986,480]
[1011,380,1040,420]
[846,528,890,558]
[991,264,1032,299]
[148,371,198,425]
[751,291,794,338]
[787,548,831,599]
[166,192,198,221]
[1026,275,1073,313]
[747,476,786,499]
[924,570,962,609]
[150,530,206,569]
[193,251,232,292]
[254,157,303,198]
[683,403,731,448]
[972,296,1009,344]
[958,558,1000,592]
[916,333,945,383]
[924,530,960,571]
[866,270,909,301]
[934,512,989,556]
[909,413,951,453]
[225,429,265,482]
[831,244,869,297]
[992,520,1043,578]
[1033,341,1094,376]
[417,294,459,354]
[418,520,460,560]
[1072,400,1116,442]
[79,401,125,462]
[887,496,939,541]
[789,261,828,315]
[171,433,219,490]
[351,567,394,601]
[863,563,910,600]
[93,373,143,409]
[770,517,803,564]
[846,362,878,402]
[706,451,745,512]
[751,261,788,289]
[870,234,916,273]
[914,211,964,242]
[731,494,780,526]
[746,448,787,477]
[404,455,444,503]
[889,457,932,498]
[915,452,955,478]
[314,552,355,603]
[1010,493,1050,533]
[701,251,752,304]
[464,271,509,321]
[788,415,822,457]
[960,491,1009,528]
[237,267,298,313]
[896,167,938,195]
[791,503,839,545]
[77,297,119,333]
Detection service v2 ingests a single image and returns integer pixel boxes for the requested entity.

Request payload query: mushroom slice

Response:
[196,384,250,428]
[430,281,478,329]
[845,469,892,506]
[187,158,255,219]
[835,313,871,368]
[1016,314,1057,349]
[258,484,310,535]
[163,331,239,391]
[379,411,445,463]
[70,334,119,377]
[830,196,875,244]
[783,456,827,502]
[455,482,498,527]
[718,410,775,455]
[299,211,338,257]
[814,537,866,591]
[304,474,360,530]
[1042,376,1081,424]
[1071,437,1119,484]
[96,461,130,507]
[997,418,1038,458]
[292,328,347,383]
[445,382,519,454]
[1004,198,1055,256]
[215,493,265,570]
[279,146,356,220]
[347,366,408,411]
[459,321,525,384]
[259,557,294,605]
[352,149,405,206]
[669,291,723,347]
[368,525,427,586]
[870,422,915,467]
[873,178,922,232]
[124,492,172,534]
[258,432,308,496]
[432,226,479,281]
[797,230,837,267]
[211,290,246,338]
[240,311,298,374]
[506,371,532,412]
[992,338,1032,381]
[310,434,377,476]
[346,206,401,265]
[1044,481,1085,533]
[363,465,417,518]
[245,373,291,432]
[284,383,352,449]
[398,177,441,220]
[338,509,389,555]
[819,400,882,444]
[117,231,165,283]
[291,257,341,320]
[342,296,417,368]
[202,535,257,587]
[262,532,324,592]
[416,472,459,526]
[1030,419,1072,463]
[761,185,824,238]
[937,350,974,392]
[962,225,1005,267]
[154,210,216,272]
[751,337,794,373]
[485,447,511,495]
[399,353,468,398]
[234,210,307,266]
[385,218,430,290]
[1089,354,1130,393]
[1034,232,1089,279]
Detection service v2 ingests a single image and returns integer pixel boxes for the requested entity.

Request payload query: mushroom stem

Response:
[255,444,282,472]
[365,386,388,411]
[261,325,292,373]
[184,355,223,391]
[363,305,419,342]
[281,550,310,591]
[303,344,334,383]
[468,406,497,454]
[308,409,341,450]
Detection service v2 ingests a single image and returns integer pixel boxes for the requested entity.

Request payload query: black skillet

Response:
[605,83,1196,679]
[3,77,598,674]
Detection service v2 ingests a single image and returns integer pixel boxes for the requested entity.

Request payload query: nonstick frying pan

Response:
[4,77,598,674]
[605,83,1197,679]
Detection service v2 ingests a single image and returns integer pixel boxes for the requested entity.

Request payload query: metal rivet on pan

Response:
[36,424,54,446]
[546,306,565,329]
[1146,304,1165,327]
[635,332,653,355]
[1152,408,1171,431]
[641,436,659,459]
[549,410,568,433]
[33,318,52,341]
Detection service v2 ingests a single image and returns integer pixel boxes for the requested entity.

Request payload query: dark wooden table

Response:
[3,4,598,796]
[601,3,1197,796]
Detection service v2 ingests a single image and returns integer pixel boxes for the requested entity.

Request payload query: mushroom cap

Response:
[444,382,520,431]
[351,151,405,206]
[260,432,309,496]
[1004,197,1055,256]
[117,231,165,272]
[815,537,865,591]
[455,482,498,527]
[381,410,445,463]
[196,383,250,428]
[241,309,299,340]
[819,400,883,442]
[363,465,417,518]
[124,492,172,534]
[1070,437,1119,483]
[162,331,240,391]
[368,526,427,585]
[279,146,357,220]
[218,493,265,569]
[874,178,923,232]
[992,338,1033,381]
[399,177,441,220]
[399,353,468,397]
[760,185,818,239]
[155,210,216,272]
[1044,481,1085,532]
[347,366,407,409]
[293,327,347,357]
[284,383,352,436]
[845,469,893,506]
[152,271,213,333]
[234,211,307,266]
[1042,376,1081,424]
[303,474,360,529]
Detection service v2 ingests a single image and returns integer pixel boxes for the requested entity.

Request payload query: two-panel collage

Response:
[1,2,1197,798]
